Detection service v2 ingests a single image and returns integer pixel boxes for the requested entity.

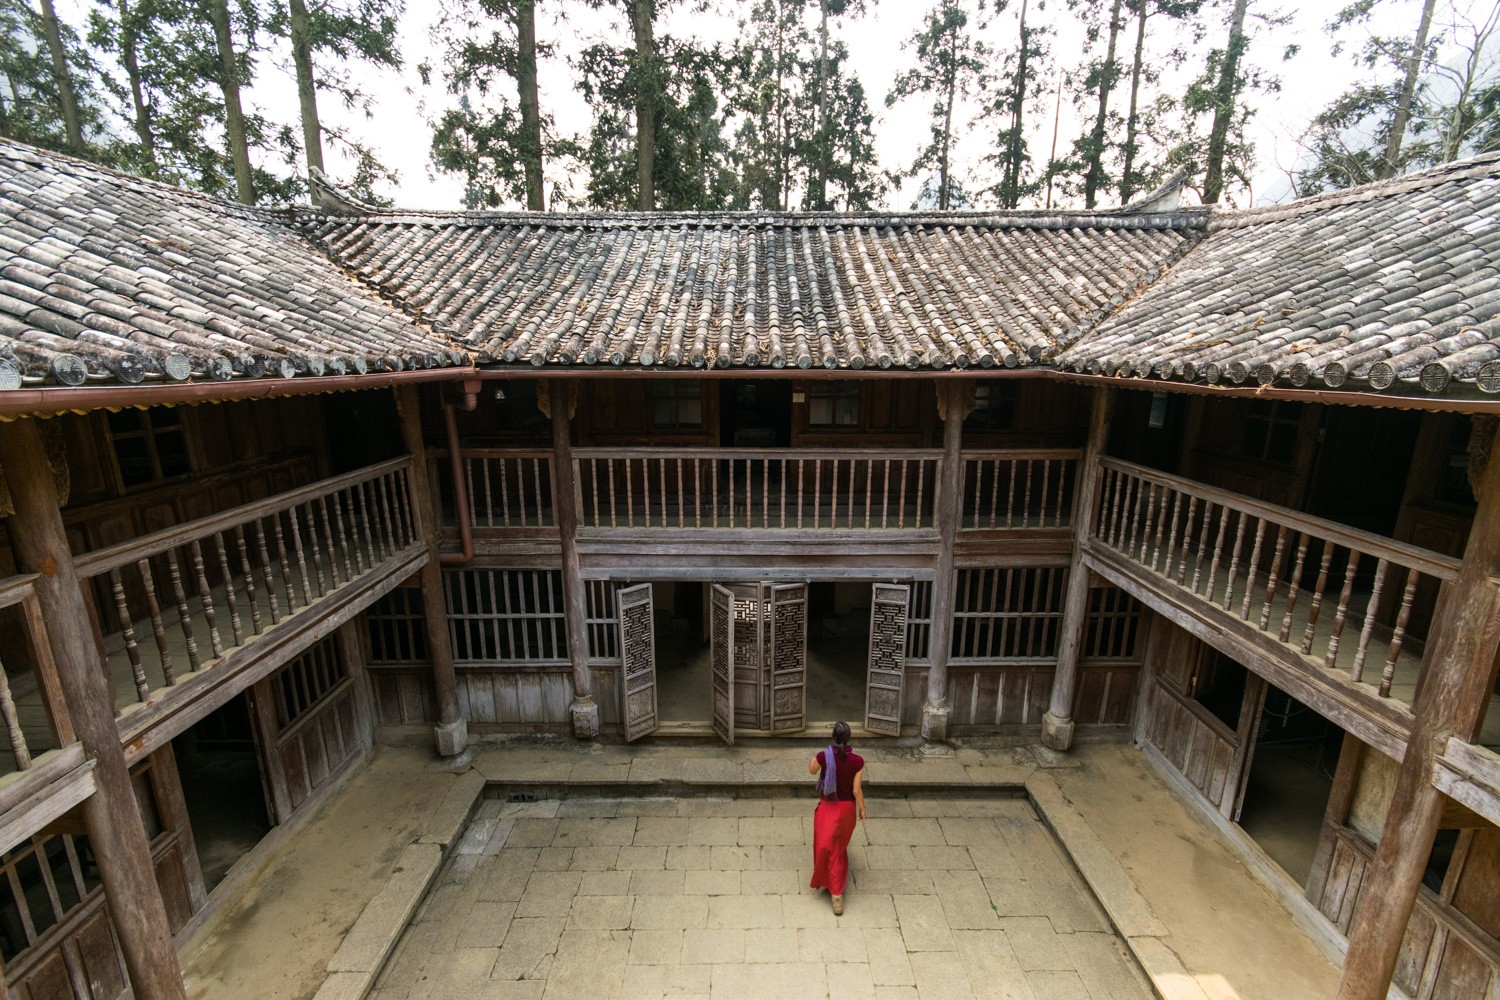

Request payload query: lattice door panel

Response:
[866,583,910,736]
[727,583,766,729]
[710,584,735,745]
[617,583,658,742]
[769,582,808,734]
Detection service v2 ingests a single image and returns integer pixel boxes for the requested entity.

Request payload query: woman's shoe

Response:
[832,895,843,915]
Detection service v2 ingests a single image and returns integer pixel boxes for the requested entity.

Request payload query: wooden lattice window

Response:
[905,580,933,663]
[807,382,860,426]
[1241,400,1303,465]
[1081,586,1143,660]
[586,580,620,662]
[107,407,191,487]
[0,833,104,962]
[273,638,348,730]
[650,381,703,429]
[366,586,429,664]
[444,569,567,664]
[950,567,1067,661]
[963,383,1018,432]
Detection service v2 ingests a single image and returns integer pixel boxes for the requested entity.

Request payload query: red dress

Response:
[809,748,863,896]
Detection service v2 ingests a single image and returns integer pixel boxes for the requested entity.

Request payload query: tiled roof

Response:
[1056,155,1500,395]
[0,141,464,390]
[1,137,1498,404]
[300,211,1200,370]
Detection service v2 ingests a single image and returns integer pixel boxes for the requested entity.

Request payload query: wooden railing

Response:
[0,574,71,776]
[75,458,416,712]
[451,449,555,529]
[1093,458,1461,706]
[571,448,943,530]
[960,450,1080,529]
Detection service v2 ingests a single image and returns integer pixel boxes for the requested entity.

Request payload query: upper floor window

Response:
[650,381,702,428]
[808,382,860,427]
[108,407,190,487]
[1241,400,1303,465]
[964,383,1017,432]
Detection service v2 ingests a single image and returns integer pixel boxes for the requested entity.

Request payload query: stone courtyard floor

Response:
[371,792,1151,1000]
[180,737,1342,1000]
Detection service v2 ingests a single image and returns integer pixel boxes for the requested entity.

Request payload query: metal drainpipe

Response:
[438,389,476,566]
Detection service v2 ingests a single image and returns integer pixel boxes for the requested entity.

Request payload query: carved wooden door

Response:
[768,582,808,734]
[726,583,766,729]
[617,583,658,742]
[710,584,736,745]
[865,583,910,736]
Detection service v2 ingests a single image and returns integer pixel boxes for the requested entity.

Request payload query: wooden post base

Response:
[1041,711,1075,752]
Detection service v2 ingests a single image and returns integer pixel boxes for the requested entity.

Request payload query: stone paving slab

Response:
[370,792,1153,1000]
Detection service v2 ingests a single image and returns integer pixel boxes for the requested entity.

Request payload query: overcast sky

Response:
[231,0,1481,212]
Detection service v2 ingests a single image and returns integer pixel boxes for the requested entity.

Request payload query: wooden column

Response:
[1043,387,1113,751]
[0,417,187,1000]
[1336,419,1500,1000]
[395,387,467,758]
[549,381,599,738]
[922,381,968,742]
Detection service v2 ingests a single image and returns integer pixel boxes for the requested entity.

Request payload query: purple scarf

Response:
[819,745,841,799]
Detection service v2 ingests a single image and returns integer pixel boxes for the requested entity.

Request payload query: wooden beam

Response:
[1044,387,1113,750]
[921,381,967,741]
[0,417,188,1000]
[1337,419,1500,1000]
[395,386,467,757]
[549,380,600,738]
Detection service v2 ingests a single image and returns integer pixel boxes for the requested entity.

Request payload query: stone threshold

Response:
[310,764,1204,1000]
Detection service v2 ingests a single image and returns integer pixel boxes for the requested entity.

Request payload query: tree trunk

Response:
[939,43,957,209]
[811,0,830,211]
[288,0,324,205]
[1202,0,1249,205]
[1003,0,1032,209]
[118,0,157,176]
[1083,0,1124,209]
[1045,68,1062,209]
[630,0,656,211]
[37,0,84,155]
[517,0,544,210]
[1381,0,1437,180]
[210,0,255,204]
[1120,1,1148,204]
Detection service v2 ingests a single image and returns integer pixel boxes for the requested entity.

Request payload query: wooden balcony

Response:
[1086,458,1468,760]
[0,574,94,846]
[61,458,425,760]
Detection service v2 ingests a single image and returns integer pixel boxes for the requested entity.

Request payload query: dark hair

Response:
[832,721,851,746]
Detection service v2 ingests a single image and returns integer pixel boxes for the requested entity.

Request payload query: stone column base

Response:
[571,697,601,739]
[920,703,950,743]
[434,718,468,758]
[1041,711,1075,752]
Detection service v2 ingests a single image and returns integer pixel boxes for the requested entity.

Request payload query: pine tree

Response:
[273,0,403,205]
[0,0,113,159]
[428,0,568,210]
[983,0,1052,208]
[887,0,988,210]
[1118,0,1201,204]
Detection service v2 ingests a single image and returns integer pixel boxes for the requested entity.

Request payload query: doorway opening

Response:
[806,582,871,724]
[641,578,889,733]
[1237,686,1342,887]
[173,695,273,891]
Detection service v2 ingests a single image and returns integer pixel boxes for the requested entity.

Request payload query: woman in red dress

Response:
[808,721,865,915]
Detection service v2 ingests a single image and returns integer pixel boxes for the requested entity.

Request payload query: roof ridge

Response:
[1208,151,1500,229]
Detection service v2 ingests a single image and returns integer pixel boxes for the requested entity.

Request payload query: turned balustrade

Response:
[75,458,417,710]
[0,574,72,775]
[1094,458,1460,703]
[447,447,1081,533]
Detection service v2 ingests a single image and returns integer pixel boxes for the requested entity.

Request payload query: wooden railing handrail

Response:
[572,447,944,461]
[961,448,1084,461]
[76,457,413,578]
[1097,457,1462,580]
[0,573,38,612]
